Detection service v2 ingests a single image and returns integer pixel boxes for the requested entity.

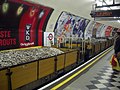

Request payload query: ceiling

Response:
[28,0,120,28]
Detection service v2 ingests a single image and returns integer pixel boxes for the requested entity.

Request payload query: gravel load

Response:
[0,47,64,68]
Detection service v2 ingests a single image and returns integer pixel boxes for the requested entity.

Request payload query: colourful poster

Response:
[54,12,90,40]
[112,28,118,37]
[92,22,101,38]
[105,26,113,37]
[96,24,104,38]
[84,21,96,39]
[99,25,108,37]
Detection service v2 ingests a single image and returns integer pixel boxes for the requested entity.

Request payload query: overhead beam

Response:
[96,3,120,8]
[94,17,120,21]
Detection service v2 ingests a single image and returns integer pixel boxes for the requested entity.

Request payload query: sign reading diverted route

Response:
[90,9,120,17]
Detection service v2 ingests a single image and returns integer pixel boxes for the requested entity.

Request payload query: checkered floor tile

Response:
[86,66,120,90]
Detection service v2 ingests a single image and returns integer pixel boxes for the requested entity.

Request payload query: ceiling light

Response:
[117,20,120,23]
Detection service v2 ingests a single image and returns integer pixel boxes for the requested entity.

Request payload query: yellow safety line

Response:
[51,47,113,90]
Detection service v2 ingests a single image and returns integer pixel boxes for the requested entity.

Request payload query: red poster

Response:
[105,26,113,37]
[0,0,53,50]
[19,7,40,47]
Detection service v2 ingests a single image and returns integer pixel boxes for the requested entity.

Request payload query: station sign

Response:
[90,9,120,17]
[44,32,54,47]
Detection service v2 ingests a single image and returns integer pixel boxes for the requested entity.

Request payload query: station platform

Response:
[38,48,120,90]
[63,50,120,90]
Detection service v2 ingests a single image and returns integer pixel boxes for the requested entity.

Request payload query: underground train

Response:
[0,0,117,90]
[0,37,114,90]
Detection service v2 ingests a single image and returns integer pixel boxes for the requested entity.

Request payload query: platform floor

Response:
[63,50,120,90]
[38,48,120,90]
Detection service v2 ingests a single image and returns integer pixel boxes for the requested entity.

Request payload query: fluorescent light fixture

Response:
[111,6,119,9]
[101,7,110,10]
[117,20,120,23]
[114,17,117,19]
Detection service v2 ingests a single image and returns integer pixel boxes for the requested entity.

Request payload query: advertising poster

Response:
[112,28,118,37]
[0,0,27,50]
[0,0,53,50]
[96,24,104,38]
[84,21,96,39]
[54,12,90,41]
[99,25,108,37]
[105,26,113,37]
[92,22,101,38]
[37,6,54,46]
[110,27,114,37]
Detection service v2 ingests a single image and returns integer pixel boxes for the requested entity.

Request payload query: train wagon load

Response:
[0,46,81,90]
[0,47,64,69]
[0,47,65,90]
